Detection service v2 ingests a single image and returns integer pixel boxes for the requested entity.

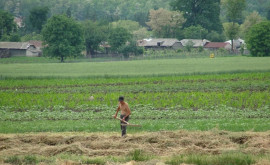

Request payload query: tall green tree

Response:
[223,22,240,51]
[0,10,16,40]
[132,12,149,27]
[183,26,208,39]
[171,0,222,33]
[267,8,270,20]
[223,0,246,51]
[119,40,144,58]
[82,21,106,57]
[246,21,270,57]
[111,20,141,33]
[240,11,262,38]
[146,8,186,38]
[108,27,131,51]
[66,7,72,18]
[42,15,84,63]
[29,6,49,33]
[206,31,225,42]
[222,0,246,23]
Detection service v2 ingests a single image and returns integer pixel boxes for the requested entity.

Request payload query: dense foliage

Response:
[0,0,169,23]
[146,8,186,38]
[246,21,270,57]
[0,10,17,40]
[29,6,49,32]
[0,0,267,57]
[108,27,132,51]
[171,0,223,33]
[82,21,107,57]
[223,0,246,23]
[42,15,84,62]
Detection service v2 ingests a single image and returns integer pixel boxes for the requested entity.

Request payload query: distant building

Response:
[225,38,245,49]
[28,40,43,56]
[138,38,183,50]
[204,42,231,50]
[180,39,210,48]
[0,42,39,57]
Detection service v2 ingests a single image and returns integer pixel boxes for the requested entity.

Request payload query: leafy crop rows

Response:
[0,72,269,132]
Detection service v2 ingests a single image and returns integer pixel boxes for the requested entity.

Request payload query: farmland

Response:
[0,56,270,164]
[0,56,270,78]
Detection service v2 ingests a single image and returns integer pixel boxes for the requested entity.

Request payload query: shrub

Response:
[246,21,270,57]
[198,46,204,52]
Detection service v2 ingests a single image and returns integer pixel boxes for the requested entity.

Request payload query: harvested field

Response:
[0,131,270,164]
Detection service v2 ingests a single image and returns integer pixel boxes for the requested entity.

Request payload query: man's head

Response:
[119,96,124,104]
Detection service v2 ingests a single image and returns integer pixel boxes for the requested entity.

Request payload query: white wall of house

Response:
[26,46,39,57]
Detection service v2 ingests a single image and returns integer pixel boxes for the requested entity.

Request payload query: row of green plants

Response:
[0,72,269,133]
[0,72,268,87]
[1,91,269,110]
[1,76,268,93]
[1,118,269,133]
[0,105,269,121]
[0,73,269,111]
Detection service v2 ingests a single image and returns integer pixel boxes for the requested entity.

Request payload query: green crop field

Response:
[0,56,270,165]
[0,56,270,78]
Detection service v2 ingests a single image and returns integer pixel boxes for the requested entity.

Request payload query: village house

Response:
[0,42,39,58]
[225,38,245,49]
[204,42,231,51]
[29,40,43,56]
[138,38,183,50]
[180,39,210,48]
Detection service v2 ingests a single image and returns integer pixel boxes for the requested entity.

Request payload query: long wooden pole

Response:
[113,116,142,127]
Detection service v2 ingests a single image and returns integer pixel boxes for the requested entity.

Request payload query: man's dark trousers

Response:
[120,115,129,136]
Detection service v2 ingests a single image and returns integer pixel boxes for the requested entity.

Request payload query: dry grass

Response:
[0,131,270,164]
[0,131,270,157]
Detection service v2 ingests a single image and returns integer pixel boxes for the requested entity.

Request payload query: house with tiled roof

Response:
[29,40,43,56]
[180,39,210,48]
[0,42,39,58]
[204,42,231,50]
[138,38,183,50]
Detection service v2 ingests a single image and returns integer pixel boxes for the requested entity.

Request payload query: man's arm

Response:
[114,106,120,118]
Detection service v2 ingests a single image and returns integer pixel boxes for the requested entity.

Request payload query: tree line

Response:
[0,0,270,61]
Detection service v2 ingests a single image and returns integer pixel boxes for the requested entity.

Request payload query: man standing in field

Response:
[114,96,131,137]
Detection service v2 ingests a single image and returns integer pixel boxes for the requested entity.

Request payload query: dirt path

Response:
[0,130,269,158]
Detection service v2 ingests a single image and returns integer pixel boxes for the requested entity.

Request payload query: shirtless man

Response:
[114,96,131,137]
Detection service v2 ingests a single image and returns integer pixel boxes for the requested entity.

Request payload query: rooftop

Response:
[204,42,230,48]
[0,42,35,50]
[138,38,181,47]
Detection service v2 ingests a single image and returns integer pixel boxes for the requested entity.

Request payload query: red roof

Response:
[204,42,230,48]
[29,40,43,48]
